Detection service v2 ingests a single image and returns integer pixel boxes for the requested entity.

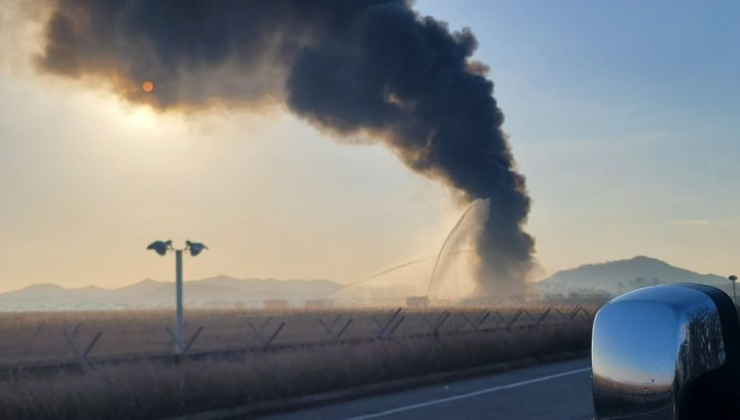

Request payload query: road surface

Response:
[258,358,593,420]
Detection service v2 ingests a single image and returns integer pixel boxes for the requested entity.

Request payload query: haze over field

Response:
[0,276,343,310]
[0,255,730,310]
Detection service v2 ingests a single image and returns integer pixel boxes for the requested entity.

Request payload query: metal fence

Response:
[0,305,596,371]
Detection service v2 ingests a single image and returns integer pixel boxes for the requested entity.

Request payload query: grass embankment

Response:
[0,323,591,420]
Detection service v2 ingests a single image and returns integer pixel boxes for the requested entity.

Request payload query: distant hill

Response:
[0,276,343,310]
[537,256,729,296]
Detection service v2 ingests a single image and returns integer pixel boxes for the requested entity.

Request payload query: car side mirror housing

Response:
[592,283,740,420]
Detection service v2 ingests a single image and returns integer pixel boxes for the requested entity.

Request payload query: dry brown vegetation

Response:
[0,307,593,420]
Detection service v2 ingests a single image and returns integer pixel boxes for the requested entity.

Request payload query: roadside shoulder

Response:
[159,350,590,420]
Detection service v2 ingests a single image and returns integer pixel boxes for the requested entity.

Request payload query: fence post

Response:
[387,315,405,337]
[567,306,582,320]
[421,311,450,335]
[259,317,274,334]
[474,312,490,329]
[460,312,477,329]
[82,332,103,359]
[328,315,342,330]
[263,322,286,350]
[166,325,204,356]
[491,311,506,323]
[433,312,450,335]
[520,310,536,325]
[165,326,183,354]
[535,307,552,326]
[376,308,402,339]
[247,321,286,350]
[318,318,334,337]
[569,306,592,321]
[63,330,102,366]
[334,318,353,341]
[247,322,265,344]
[182,326,204,354]
[506,309,524,330]
[319,317,353,341]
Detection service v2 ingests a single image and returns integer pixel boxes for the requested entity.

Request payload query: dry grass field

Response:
[0,305,595,420]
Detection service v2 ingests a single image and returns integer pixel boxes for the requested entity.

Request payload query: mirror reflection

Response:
[592,285,725,420]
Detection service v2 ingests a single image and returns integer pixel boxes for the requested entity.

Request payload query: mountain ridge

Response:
[538,255,729,295]
[3,256,731,308]
[0,276,344,310]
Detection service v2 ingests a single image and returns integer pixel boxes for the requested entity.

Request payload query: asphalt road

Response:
[258,358,593,420]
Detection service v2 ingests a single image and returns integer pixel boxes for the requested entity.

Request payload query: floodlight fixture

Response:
[147,240,173,256]
[185,240,208,257]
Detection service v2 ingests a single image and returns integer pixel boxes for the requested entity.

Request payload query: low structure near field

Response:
[262,299,290,310]
[406,296,430,308]
[304,300,333,309]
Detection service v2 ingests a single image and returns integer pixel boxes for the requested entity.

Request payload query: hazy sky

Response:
[1,1,739,292]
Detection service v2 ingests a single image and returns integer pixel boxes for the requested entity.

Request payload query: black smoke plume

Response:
[36,0,535,296]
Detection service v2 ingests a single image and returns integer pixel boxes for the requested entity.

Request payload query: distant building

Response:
[304,299,333,309]
[262,299,289,310]
[406,296,430,308]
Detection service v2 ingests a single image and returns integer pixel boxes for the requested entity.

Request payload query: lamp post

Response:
[147,240,208,355]
[730,275,738,304]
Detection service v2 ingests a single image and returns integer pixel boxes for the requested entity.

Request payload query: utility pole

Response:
[175,249,184,353]
[147,240,208,355]
[730,275,737,304]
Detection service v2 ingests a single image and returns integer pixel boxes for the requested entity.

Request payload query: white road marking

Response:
[340,367,592,420]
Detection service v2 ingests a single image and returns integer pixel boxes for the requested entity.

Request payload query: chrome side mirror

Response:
[592,283,740,420]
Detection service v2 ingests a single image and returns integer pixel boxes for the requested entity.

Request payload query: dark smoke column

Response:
[37,0,535,296]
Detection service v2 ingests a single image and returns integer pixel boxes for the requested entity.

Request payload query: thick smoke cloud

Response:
[37,0,535,296]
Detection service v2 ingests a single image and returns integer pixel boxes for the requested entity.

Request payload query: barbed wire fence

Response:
[0,303,598,374]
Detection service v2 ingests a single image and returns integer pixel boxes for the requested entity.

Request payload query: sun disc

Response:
[142,81,154,93]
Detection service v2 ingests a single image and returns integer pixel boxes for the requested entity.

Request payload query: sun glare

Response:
[127,106,157,129]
